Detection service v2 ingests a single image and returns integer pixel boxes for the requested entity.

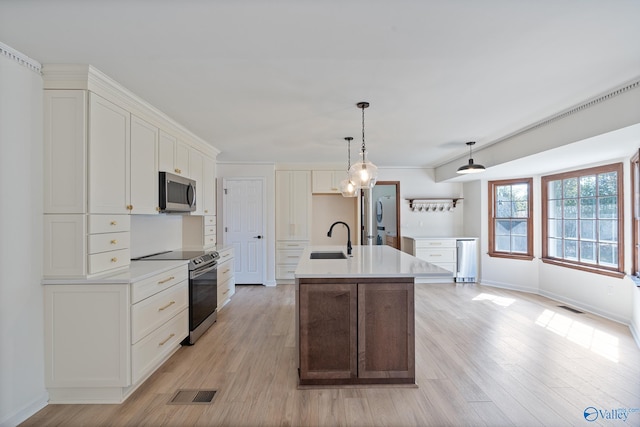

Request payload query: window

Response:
[541,163,624,277]
[631,151,640,279]
[488,178,533,260]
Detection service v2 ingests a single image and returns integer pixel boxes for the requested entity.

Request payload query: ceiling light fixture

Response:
[339,136,358,197]
[456,141,486,174]
[349,102,378,189]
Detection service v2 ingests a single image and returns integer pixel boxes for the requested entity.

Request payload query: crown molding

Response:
[0,42,41,74]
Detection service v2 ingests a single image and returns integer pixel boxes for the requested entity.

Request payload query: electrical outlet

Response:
[607,284,614,296]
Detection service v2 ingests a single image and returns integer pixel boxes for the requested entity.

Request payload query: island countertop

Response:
[295,244,451,279]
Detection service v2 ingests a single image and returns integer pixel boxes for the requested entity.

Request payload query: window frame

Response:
[488,178,534,260]
[631,151,640,279]
[541,162,624,278]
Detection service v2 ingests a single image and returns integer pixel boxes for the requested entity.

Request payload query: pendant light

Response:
[339,137,358,197]
[457,141,485,174]
[348,102,378,189]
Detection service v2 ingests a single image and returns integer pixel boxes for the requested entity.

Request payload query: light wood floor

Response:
[22,283,640,426]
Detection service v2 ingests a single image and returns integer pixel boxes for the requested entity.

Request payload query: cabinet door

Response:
[175,140,190,176]
[44,90,87,214]
[312,170,342,194]
[299,283,357,381]
[276,171,311,240]
[358,281,415,380]
[202,155,216,215]
[158,131,176,173]
[44,284,130,387]
[189,149,204,215]
[88,93,130,214]
[130,115,159,214]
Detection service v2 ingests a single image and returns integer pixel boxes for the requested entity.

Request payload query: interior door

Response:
[223,178,265,284]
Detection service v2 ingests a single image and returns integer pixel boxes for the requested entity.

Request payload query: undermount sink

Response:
[310,251,347,259]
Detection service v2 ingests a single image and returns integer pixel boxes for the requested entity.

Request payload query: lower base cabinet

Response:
[297,278,415,385]
[43,264,188,403]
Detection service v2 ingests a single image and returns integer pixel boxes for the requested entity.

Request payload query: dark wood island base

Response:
[297,277,415,386]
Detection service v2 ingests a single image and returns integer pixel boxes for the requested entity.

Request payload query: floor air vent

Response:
[168,389,217,405]
[558,305,583,314]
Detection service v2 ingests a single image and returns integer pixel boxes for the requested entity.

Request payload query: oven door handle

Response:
[191,263,217,279]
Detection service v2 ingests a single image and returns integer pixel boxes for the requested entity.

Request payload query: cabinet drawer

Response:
[416,248,456,263]
[414,239,455,248]
[131,309,188,384]
[88,231,130,254]
[204,235,217,247]
[430,262,456,274]
[204,226,216,236]
[217,260,233,283]
[88,248,130,275]
[276,249,304,264]
[88,215,130,234]
[131,265,188,304]
[217,247,234,263]
[276,264,298,279]
[204,215,216,226]
[276,241,308,251]
[217,278,233,307]
[131,281,188,344]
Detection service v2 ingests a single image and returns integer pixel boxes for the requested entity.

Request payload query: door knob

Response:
[253,235,263,239]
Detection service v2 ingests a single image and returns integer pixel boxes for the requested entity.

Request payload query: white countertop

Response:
[295,245,452,279]
[42,260,189,285]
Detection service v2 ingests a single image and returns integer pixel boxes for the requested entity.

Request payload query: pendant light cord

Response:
[360,105,367,163]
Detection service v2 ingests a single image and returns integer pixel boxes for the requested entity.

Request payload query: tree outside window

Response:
[489,178,533,260]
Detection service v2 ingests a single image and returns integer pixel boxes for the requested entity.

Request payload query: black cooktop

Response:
[133,250,219,270]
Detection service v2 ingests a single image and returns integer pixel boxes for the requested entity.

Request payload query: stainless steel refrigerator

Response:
[455,239,477,282]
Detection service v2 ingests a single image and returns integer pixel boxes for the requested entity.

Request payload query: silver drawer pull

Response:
[287,256,298,258]
[157,276,175,285]
[159,333,175,346]
[158,301,176,311]
[430,254,442,257]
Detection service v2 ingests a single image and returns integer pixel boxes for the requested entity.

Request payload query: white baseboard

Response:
[0,391,48,427]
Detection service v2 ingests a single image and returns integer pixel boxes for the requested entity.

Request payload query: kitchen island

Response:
[295,245,450,386]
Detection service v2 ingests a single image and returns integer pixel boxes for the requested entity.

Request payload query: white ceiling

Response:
[1,0,639,169]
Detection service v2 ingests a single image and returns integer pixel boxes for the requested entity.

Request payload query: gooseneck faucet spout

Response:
[327,221,352,255]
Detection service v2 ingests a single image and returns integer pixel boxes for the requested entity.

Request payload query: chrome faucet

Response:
[327,221,352,255]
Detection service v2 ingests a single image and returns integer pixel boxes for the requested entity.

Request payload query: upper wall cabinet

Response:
[130,115,159,214]
[189,148,204,215]
[88,93,131,214]
[44,90,87,214]
[312,170,344,194]
[159,131,190,177]
[202,155,216,215]
[276,170,312,240]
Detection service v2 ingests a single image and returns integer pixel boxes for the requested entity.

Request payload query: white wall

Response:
[376,168,464,241]
[216,163,276,286]
[0,52,47,426]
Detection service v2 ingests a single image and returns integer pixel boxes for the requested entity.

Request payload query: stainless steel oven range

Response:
[133,250,219,345]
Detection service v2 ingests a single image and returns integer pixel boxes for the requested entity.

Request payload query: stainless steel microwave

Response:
[159,172,196,212]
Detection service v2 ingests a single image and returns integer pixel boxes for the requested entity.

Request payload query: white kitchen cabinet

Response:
[44,263,189,403]
[276,170,311,240]
[182,215,217,250]
[130,115,159,214]
[217,246,235,308]
[88,93,131,214]
[275,240,308,281]
[312,170,345,194]
[44,214,87,277]
[202,155,216,215]
[403,237,456,282]
[276,170,311,282]
[159,130,190,176]
[43,90,87,214]
[189,149,204,215]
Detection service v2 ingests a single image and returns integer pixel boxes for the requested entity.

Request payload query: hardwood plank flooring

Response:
[21,283,640,426]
